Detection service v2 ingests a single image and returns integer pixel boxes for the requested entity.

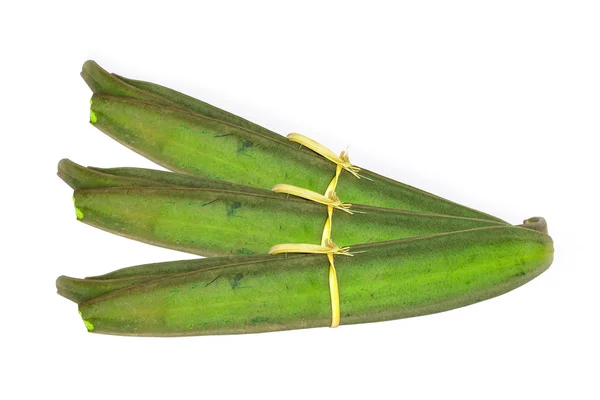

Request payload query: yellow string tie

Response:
[268,238,352,257]
[268,236,352,329]
[287,133,361,179]
[269,134,360,328]
[271,183,353,214]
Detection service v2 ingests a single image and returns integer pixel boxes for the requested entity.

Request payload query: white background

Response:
[2,1,598,399]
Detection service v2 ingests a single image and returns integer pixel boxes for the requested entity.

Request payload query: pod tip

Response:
[521,216,548,235]
[78,311,94,332]
[82,60,99,72]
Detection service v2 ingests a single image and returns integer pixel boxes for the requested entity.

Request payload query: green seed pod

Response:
[65,226,553,336]
[59,160,544,257]
[82,61,506,223]
[72,184,508,257]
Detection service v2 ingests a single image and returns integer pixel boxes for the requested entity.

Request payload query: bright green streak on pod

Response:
[78,311,94,332]
[75,226,553,336]
[72,186,505,257]
[72,195,84,220]
[89,98,97,124]
[81,61,505,223]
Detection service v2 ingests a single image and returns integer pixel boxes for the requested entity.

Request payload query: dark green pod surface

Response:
[57,254,288,303]
[72,185,506,257]
[59,158,272,196]
[90,254,278,280]
[57,276,155,304]
[82,61,506,223]
[82,61,282,141]
[72,226,553,336]
[113,74,286,142]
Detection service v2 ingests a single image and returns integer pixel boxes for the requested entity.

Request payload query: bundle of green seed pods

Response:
[56,61,554,336]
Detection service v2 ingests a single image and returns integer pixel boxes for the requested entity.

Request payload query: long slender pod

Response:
[71,185,508,257]
[56,214,547,303]
[82,61,506,222]
[58,160,545,243]
[67,226,553,336]
[59,159,508,256]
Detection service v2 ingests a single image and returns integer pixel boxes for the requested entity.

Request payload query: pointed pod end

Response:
[81,60,100,75]
[521,217,548,235]
[56,275,80,303]
[57,158,84,190]
[81,60,107,93]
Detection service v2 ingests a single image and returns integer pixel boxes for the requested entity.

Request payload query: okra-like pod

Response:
[60,159,510,256]
[71,185,506,257]
[57,215,548,303]
[60,158,544,235]
[82,61,506,223]
[61,226,553,336]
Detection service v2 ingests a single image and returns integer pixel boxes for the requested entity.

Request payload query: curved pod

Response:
[70,226,553,336]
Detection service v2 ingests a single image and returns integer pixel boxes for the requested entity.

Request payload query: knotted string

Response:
[269,134,360,328]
